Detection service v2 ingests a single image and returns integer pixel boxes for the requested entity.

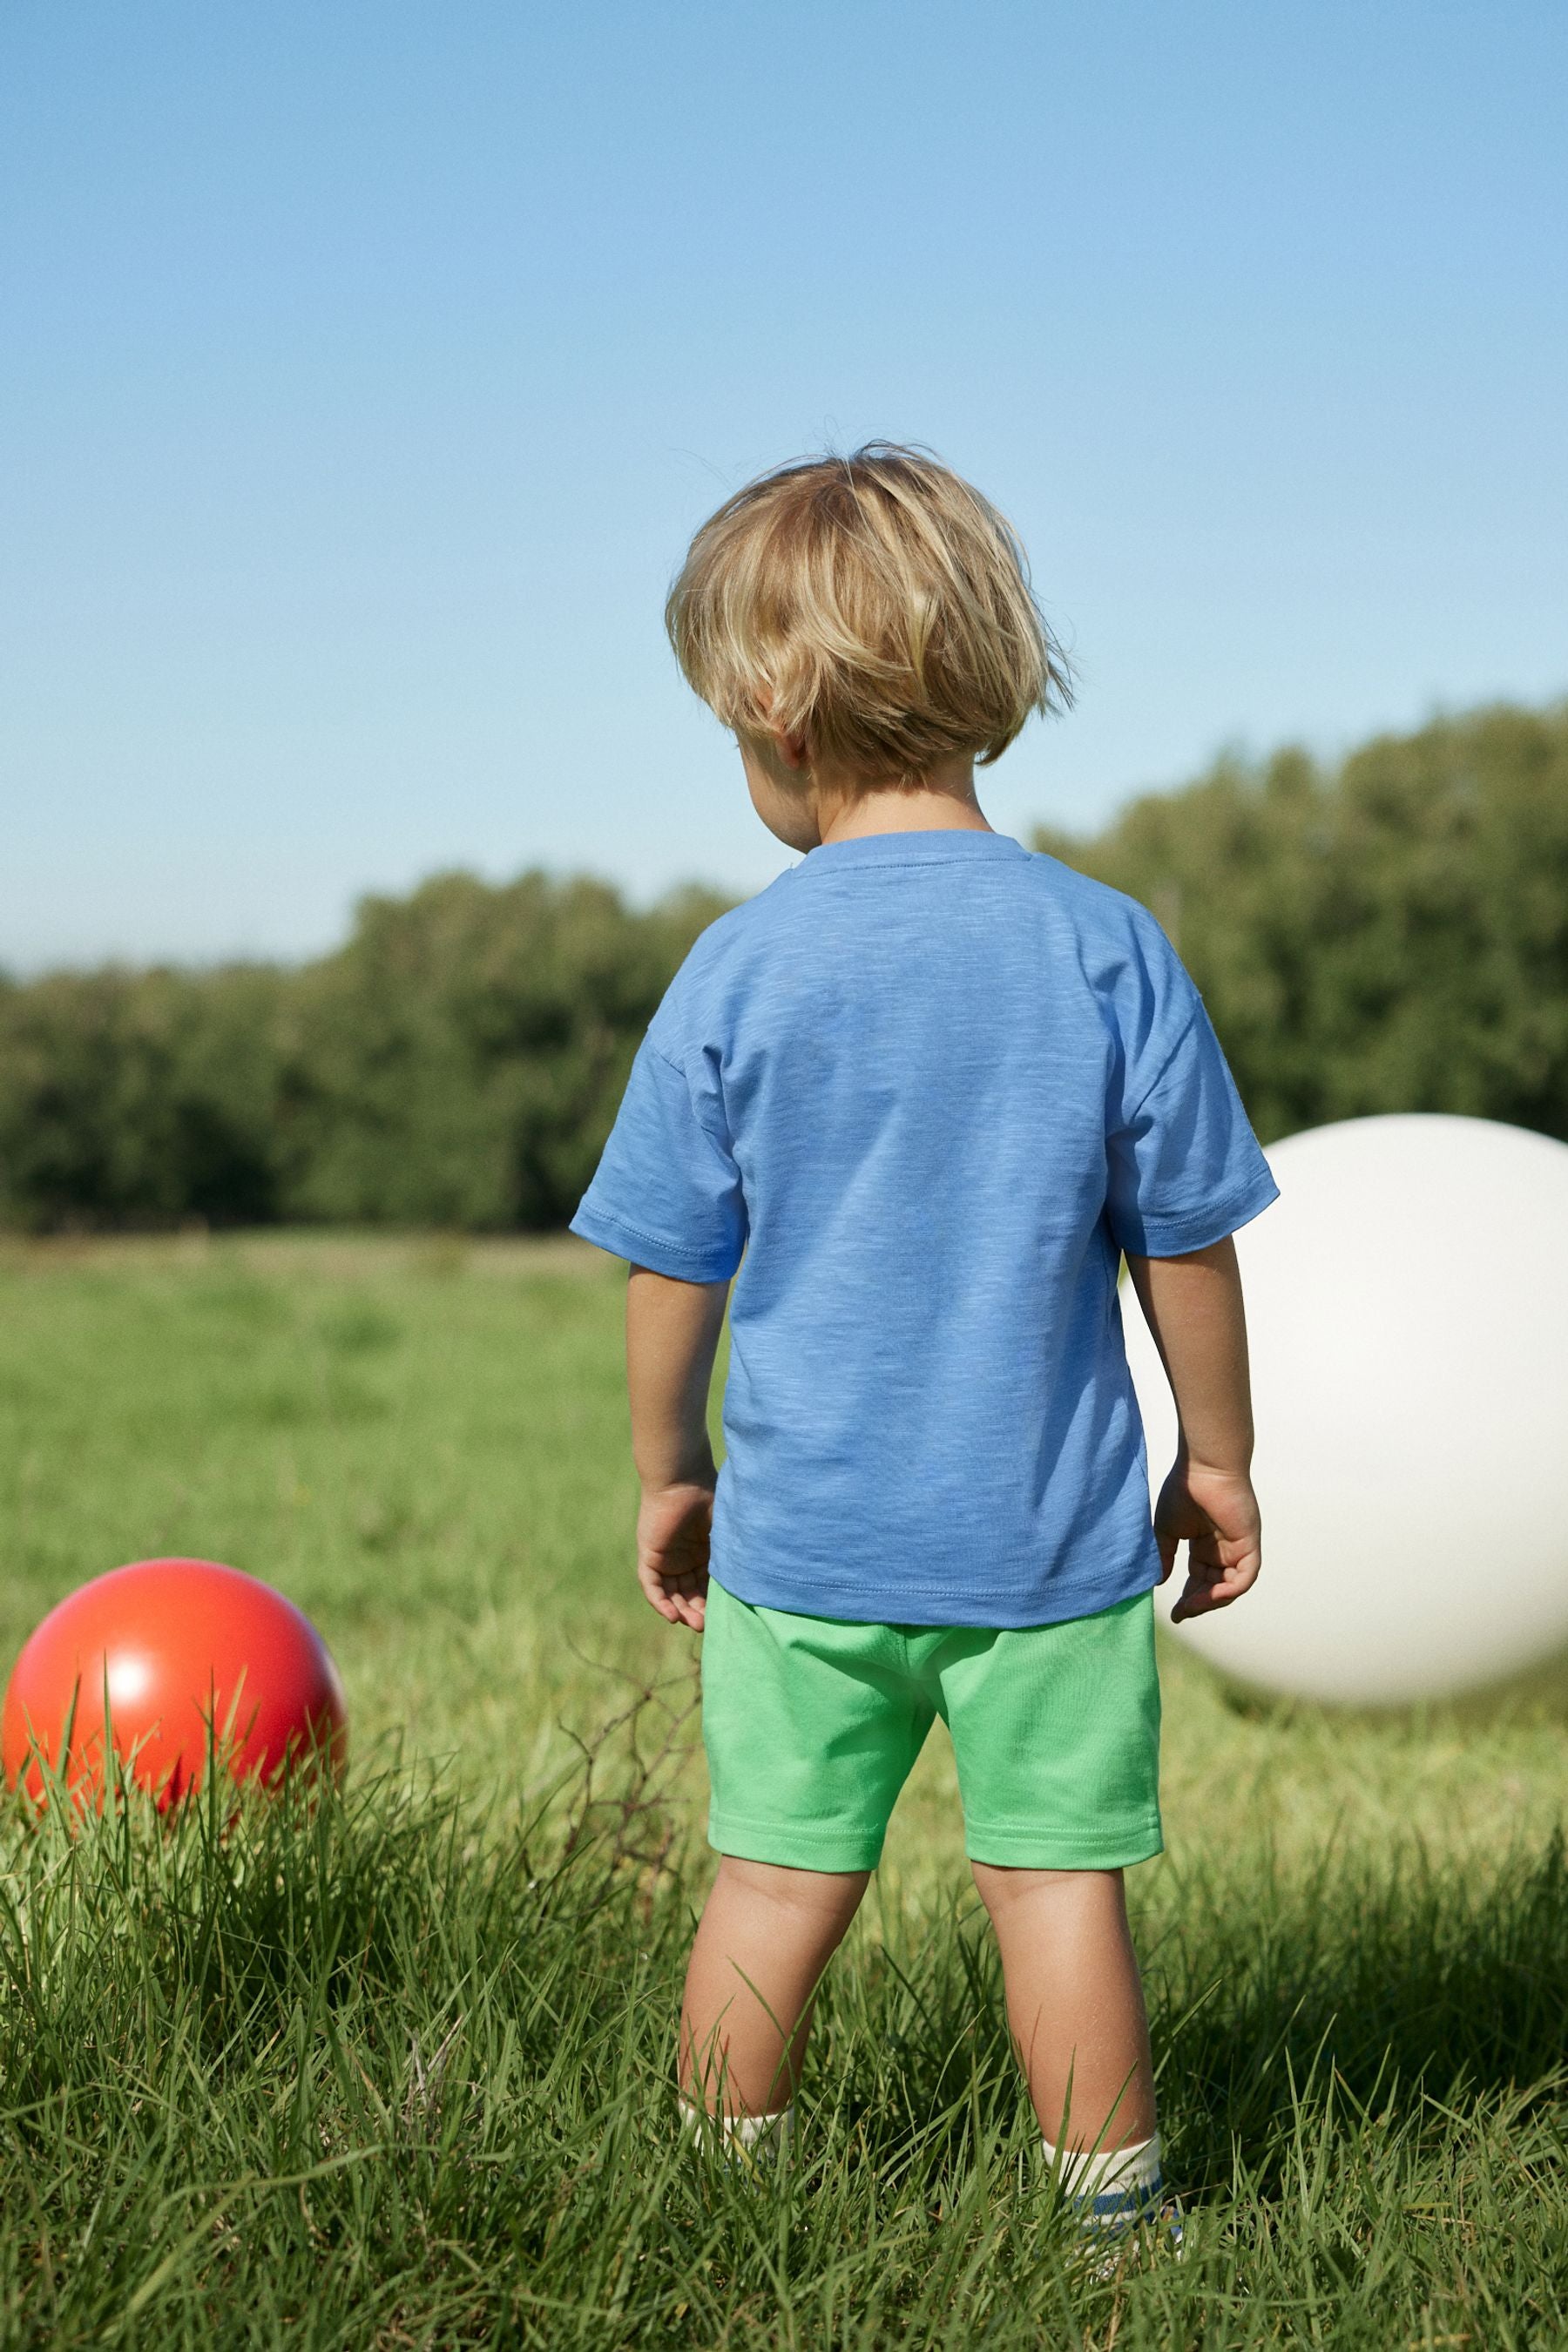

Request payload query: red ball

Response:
[2,1558,348,1808]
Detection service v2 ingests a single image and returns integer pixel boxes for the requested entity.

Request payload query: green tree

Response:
[1037,703,1568,1142]
[0,964,286,1228]
[0,874,726,1233]
[274,871,728,1228]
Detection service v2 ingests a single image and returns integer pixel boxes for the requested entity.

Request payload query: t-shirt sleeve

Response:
[569,1035,747,1281]
[1105,990,1280,1259]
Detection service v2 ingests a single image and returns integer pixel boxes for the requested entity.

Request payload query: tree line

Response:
[2,700,1565,1231]
[1034,700,1568,1148]
[0,876,728,1232]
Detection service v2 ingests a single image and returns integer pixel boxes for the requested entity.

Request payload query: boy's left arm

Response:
[625,1265,730,1629]
[1124,1235,1262,1622]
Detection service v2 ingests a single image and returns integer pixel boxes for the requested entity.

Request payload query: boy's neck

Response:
[814,753,991,847]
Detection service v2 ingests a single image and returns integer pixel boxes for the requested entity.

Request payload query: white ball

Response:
[1125,1114,1568,1704]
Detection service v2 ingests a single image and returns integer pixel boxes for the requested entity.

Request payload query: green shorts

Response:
[701,1583,1162,1874]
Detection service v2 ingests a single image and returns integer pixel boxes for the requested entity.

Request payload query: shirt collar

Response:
[798,828,1030,871]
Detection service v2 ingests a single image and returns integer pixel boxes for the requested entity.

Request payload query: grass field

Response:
[1,1233,1565,2349]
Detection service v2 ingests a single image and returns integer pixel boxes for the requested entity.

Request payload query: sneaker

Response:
[678,2099,795,2173]
[1078,2193,1186,2280]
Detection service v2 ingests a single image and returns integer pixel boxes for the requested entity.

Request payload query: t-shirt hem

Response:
[1113,1168,1280,1258]
[568,1203,740,1281]
[708,1558,1160,1632]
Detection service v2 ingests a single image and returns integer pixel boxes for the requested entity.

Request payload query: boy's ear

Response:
[771,725,810,772]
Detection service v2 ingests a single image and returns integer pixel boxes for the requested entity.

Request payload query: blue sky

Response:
[3,0,1565,968]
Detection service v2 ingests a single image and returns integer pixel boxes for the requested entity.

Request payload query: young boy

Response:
[570,445,1276,2237]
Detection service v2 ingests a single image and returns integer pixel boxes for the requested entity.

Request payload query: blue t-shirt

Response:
[571,829,1277,1628]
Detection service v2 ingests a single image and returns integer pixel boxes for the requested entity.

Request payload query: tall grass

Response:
[0,1236,1565,2346]
[3,1713,1564,2348]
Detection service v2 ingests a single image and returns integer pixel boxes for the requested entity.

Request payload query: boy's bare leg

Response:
[680,1856,870,2115]
[971,1863,1157,2149]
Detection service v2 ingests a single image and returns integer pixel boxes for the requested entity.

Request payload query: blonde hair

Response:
[666,443,1071,782]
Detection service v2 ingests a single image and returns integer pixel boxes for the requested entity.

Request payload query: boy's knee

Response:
[716,1854,869,1925]
[970,1861,1125,1914]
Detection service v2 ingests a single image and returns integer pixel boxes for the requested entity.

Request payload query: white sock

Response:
[679,2095,795,2162]
[1041,2130,1162,2219]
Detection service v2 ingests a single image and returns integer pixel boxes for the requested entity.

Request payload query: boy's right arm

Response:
[1124,1236,1262,1622]
[625,1263,730,1630]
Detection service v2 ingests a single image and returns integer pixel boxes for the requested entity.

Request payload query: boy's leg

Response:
[971,1862,1156,2150]
[681,1855,869,2116]
[689,1588,930,2126]
[934,1595,1163,2180]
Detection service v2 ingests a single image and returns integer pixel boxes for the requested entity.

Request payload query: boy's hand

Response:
[1154,1462,1261,1621]
[636,1479,714,1630]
